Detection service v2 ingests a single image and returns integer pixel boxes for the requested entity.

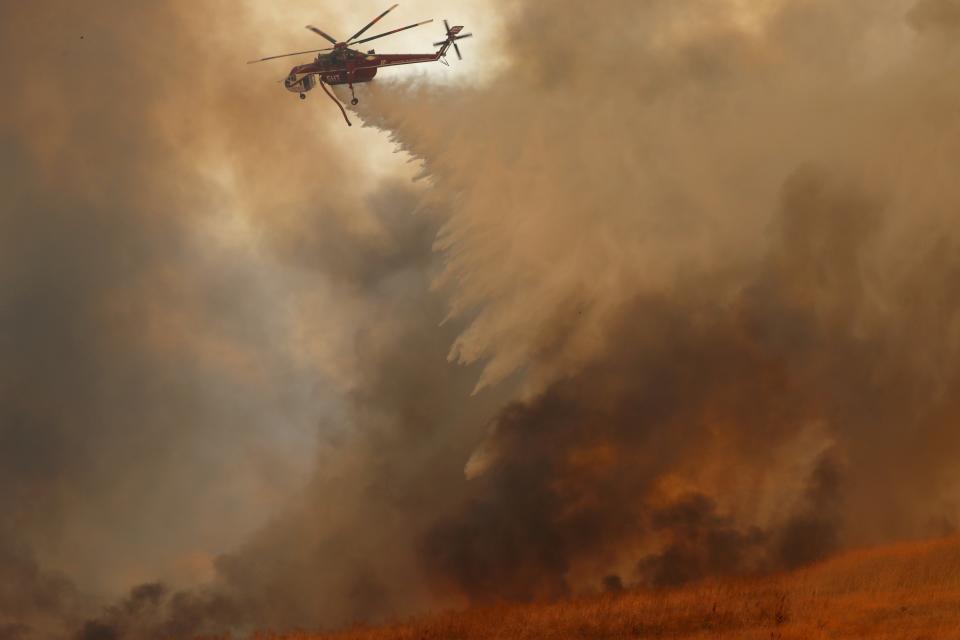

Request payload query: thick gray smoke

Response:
[357,0,960,606]
[3,0,960,638]
[0,2,488,637]
[416,168,880,599]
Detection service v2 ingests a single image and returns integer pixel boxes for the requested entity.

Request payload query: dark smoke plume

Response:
[410,164,953,599]
[360,0,960,591]
[1,1,494,636]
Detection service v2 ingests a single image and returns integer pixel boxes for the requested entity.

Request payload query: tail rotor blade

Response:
[435,23,470,60]
[346,3,399,44]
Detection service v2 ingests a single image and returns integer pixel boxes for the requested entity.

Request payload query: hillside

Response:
[254,536,960,640]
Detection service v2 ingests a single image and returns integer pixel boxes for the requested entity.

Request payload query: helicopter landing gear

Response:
[299,93,306,100]
[346,74,359,106]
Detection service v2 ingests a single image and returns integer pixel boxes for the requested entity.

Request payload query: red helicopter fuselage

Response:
[284,42,448,94]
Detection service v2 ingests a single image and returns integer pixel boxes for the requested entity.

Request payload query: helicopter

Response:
[247,4,472,126]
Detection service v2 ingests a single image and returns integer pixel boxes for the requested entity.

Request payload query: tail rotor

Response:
[434,19,472,61]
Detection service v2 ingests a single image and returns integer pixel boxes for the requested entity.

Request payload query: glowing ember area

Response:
[251,537,960,640]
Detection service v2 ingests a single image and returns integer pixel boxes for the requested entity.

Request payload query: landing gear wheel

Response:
[299,93,306,100]
[351,98,359,106]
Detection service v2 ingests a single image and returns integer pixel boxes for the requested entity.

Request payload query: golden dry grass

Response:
[246,536,960,640]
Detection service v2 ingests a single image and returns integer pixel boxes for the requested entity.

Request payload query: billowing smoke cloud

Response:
[356,0,960,606]
[0,533,84,640]
[1,1,514,636]
[4,0,960,637]
[0,1,490,637]
[416,169,866,598]
[909,0,960,31]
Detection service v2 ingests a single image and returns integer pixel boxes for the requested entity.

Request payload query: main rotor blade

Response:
[454,43,462,60]
[350,19,433,46]
[444,19,450,33]
[346,3,399,44]
[305,25,338,45]
[247,47,333,64]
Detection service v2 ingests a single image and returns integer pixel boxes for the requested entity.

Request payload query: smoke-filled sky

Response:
[2,0,960,638]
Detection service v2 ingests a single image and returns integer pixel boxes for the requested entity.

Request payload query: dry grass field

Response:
[246,536,960,640]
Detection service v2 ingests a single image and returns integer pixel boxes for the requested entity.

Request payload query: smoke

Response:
[357,0,960,606]
[909,0,960,31]
[0,1,481,636]
[0,532,84,640]
[3,0,960,637]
